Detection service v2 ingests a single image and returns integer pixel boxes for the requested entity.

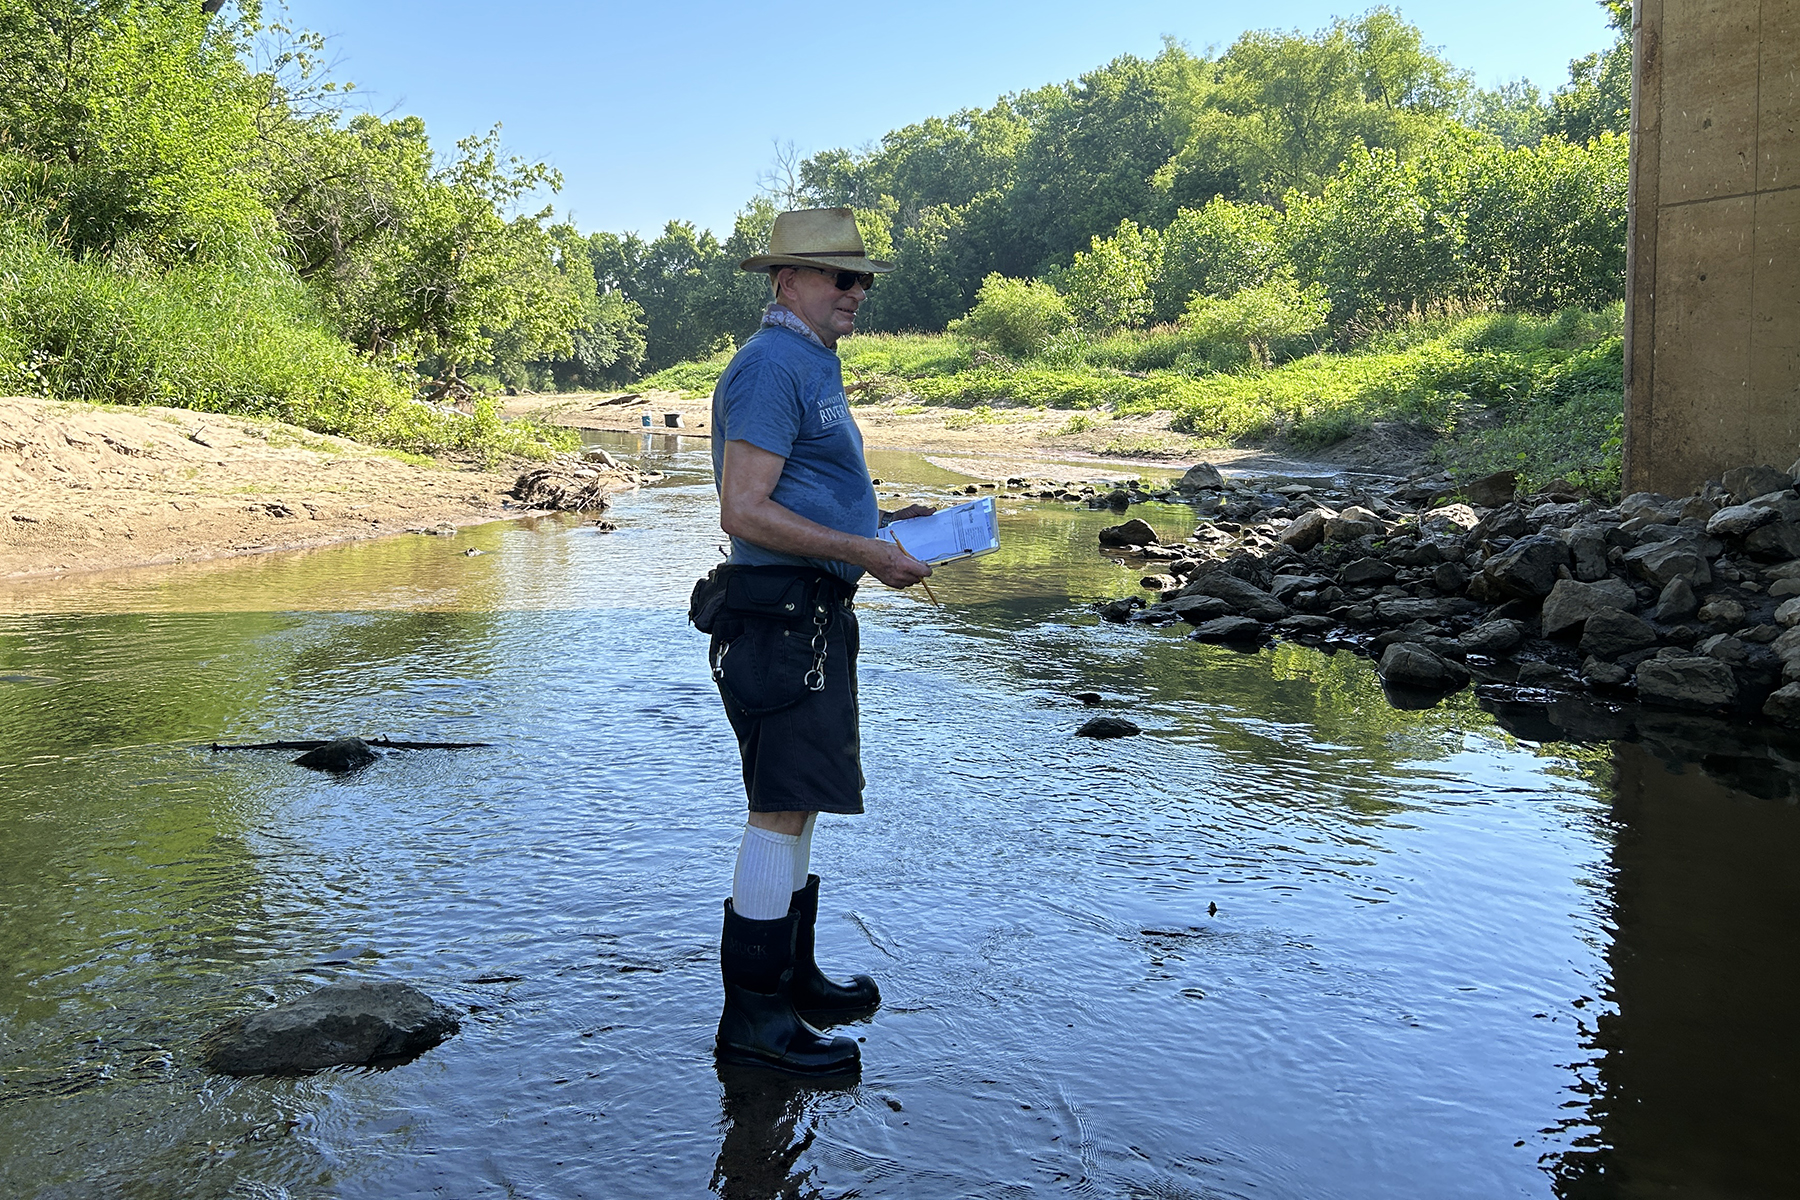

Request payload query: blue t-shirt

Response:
[711,326,878,583]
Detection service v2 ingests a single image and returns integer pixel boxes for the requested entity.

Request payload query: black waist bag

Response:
[689,565,852,716]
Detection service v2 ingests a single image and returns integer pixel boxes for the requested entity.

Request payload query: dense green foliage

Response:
[642,305,1625,496]
[623,2,1631,494]
[0,0,617,453]
[0,0,1632,481]
[601,2,1632,371]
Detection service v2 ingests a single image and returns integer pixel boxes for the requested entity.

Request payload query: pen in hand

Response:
[887,534,940,607]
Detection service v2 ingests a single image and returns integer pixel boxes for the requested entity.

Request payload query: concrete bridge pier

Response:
[1624,0,1800,496]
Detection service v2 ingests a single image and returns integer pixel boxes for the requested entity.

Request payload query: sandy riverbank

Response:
[1,387,1403,581]
[0,397,528,579]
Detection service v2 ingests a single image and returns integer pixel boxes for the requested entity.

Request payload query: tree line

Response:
[0,0,1630,436]
[606,2,1631,373]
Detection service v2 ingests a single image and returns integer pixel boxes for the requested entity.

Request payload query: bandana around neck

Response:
[762,303,827,349]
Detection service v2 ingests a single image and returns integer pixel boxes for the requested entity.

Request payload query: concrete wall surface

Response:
[1625,0,1800,495]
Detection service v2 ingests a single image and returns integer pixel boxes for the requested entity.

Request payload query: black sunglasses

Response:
[796,266,875,292]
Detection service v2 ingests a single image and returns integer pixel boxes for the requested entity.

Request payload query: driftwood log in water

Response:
[209,737,494,751]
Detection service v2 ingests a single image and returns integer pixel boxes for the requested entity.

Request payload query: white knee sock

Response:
[732,824,801,920]
[792,812,817,893]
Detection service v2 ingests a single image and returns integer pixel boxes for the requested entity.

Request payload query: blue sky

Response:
[282,1,1618,239]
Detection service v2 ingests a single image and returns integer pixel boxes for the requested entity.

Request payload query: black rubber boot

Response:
[716,899,859,1076]
[788,874,880,1024]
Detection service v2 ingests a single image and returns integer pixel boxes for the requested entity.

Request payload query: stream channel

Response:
[2,432,1797,1199]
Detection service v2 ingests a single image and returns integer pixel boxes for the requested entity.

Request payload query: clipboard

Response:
[875,496,1001,565]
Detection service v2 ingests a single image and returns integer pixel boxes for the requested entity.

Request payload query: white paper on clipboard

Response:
[875,496,1001,565]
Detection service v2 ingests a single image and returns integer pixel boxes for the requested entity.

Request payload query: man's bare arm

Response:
[719,440,932,589]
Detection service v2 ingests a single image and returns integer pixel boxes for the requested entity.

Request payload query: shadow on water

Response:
[0,435,1797,1197]
[1548,742,1800,1199]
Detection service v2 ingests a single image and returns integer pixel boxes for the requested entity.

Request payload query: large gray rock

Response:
[1565,525,1611,582]
[1460,619,1525,655]
[1177,572,1288,621]
[1158,595,1233,623]
[1618,492,1676,522]
[1635,655,1739,710]
[1269,574,1333,601]
[1763,682,1800,725]
[1176,462,1225,491]
[1462,470,1517,507]
[1744,521,1800,559]
[1706,503,1782,538]
[1278,509,1330,551]
[1339,557,1397,586]
[1721,465,1794,504]
[204,982,460,1076]
[1540,577,1638,636]
[1748,490,1800,523]
[1376,596,1478,622]
[1482,534,1570,599]
[1325,506,1386,541]
[1420,504,1480,536]
[1187,616,1268,643]
[1652,577,1698,621]
[1623,540,1712,589]
[1695,595,1746,627]
[1377,643,1471,691]
[1578,608,1660,659]
[1098,517,1159,547]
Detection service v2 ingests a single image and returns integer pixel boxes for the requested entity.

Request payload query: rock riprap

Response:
[204,981,461,1075]
[1094,460,1800,728]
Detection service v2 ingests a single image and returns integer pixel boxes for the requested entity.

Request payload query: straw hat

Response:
[739,207,894,273]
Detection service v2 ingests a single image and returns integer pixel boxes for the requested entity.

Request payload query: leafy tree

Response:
[1468,81,1550,149]
[1548,1,1632,144]
[1005,52,1186,273]
[949,273,1072,357]
[533,223,644,389]
[1459,132,1628,312]
[0,0,271,264]
[1053,218,1160,331]
[1281,137,1475,334]
[1150,197,1281,323]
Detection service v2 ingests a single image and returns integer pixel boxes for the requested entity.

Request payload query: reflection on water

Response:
[0,437,1796,1197]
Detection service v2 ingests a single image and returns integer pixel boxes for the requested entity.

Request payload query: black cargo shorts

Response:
[692,565,865,814]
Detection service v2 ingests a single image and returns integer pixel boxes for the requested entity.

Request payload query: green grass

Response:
[0,226,574,461]
[634,307,1626,497]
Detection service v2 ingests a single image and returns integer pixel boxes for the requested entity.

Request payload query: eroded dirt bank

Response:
[0,397,521,578]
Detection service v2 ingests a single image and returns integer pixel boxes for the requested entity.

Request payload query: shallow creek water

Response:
[1,433,1797,1199]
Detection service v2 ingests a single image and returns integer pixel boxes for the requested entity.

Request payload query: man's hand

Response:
[880,503,937,525]
[862,538,934,589]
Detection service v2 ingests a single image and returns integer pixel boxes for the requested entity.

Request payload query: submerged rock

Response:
[204,981,460,1076]
[294,737,377,773]
[1076,716,1141,739]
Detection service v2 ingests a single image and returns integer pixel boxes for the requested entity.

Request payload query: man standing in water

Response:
[699,208,932,1075]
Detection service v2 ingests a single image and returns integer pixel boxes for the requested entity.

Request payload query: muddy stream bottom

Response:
[1,433,1797,1199]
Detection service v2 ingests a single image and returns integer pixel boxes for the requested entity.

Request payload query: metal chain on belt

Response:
[804,603,830,691]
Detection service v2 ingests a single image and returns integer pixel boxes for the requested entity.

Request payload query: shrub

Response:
[1182,274,1331,366]
[948,274,1073,357]
[0,226,570,458]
